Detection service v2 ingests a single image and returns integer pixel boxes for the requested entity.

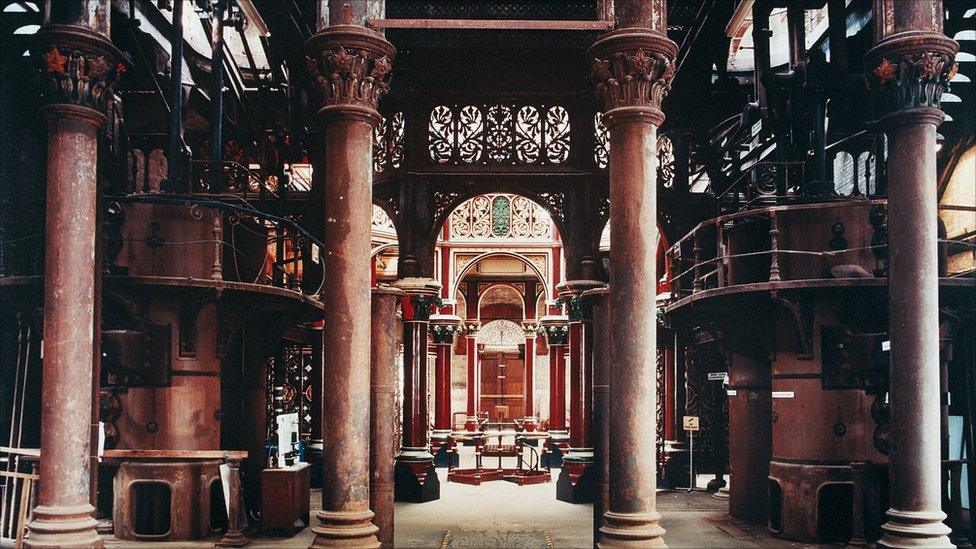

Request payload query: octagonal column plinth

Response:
[589,15,676,547]
[27,16,122,548]
[864,2,958,545]
[430,314,462,467]
[394,279,441,503]
[306,22,394,549]
[556,280,604,504]
[370,286,403,549]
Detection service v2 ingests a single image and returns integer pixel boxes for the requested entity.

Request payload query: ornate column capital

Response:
[522,321,540,338]
[430,314,463,344]
[587,29,677,127]
[461,320,481,337]
[305,25,395,125]
[557,280,605,322]
[539,315,570,346]
[393,278,441,321]
[865,32,957,127]
[32,24,124,123]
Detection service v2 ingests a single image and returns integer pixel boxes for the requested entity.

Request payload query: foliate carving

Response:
[305,28,395,117]
[36,43,123,115]
[590,45,675,118]
[307,46,391,112]
[431,322,462,345]
[539,323,569,346]
[405,294,441,321]
[865,48,957,118]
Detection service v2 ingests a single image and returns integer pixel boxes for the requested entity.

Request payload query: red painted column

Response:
[28,6,121,547]
[430,314,461,462]
[394,279,441,503]
[370,287,402,549]
[522,324,537,430]
[556,280,602,504]
[463,322,481,431]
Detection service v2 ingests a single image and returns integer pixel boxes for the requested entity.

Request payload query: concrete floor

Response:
[104,449,829,548]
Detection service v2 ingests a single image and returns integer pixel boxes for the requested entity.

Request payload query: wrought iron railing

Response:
[667,201,976,302]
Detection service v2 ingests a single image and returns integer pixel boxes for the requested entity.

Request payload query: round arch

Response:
[431,187,567,245]
[476,282,527,321]
[454,251,551,302]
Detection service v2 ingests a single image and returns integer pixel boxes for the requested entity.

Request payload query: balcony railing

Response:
[667,200,976,303]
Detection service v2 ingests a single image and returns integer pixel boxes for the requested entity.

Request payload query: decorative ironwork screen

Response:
[449,194,552,240]
[429,104,571,165]
[265,344,314,440]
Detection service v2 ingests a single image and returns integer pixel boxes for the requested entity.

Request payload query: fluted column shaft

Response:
[306,22,394,548]
[28,5,120,546]
[590,11,676,545]
[865,1,957,546]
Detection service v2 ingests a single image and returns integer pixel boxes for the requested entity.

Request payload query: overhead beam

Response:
[366,18,614,31]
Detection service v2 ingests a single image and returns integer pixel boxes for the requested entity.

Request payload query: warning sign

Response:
[683,416,700,431]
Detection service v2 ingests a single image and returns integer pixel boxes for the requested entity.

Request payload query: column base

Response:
[394,450,440,503]
[216,529,251,547]
[598,511,666,548]
[308,510,380,549]
[706,477,726,493]
[556,450,595,504]
[430,434,459,468]
[522,418,538,432]
[877,508,952,549]
[464,416,480,431]
[26,504,102,549]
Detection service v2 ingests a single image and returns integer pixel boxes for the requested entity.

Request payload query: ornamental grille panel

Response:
[265,344,314,440]
[593,113,609,169]
[450,194,552,240]
[428,104,571,165]
[373,112,405,173]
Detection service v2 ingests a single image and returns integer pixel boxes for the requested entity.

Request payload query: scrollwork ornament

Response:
[865,36,958,121]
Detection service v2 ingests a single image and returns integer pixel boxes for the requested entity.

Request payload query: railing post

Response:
[211,209,223,281]
[715,221,726,288]
[692,232,703,293]
[768,210,782,282]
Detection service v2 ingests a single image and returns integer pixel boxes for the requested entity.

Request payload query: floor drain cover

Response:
[441,530,553,548]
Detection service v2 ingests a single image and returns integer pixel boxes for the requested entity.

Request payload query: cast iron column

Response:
[557,280,602,503]
[394,279,441,502]
[463,322,481,431]
[28,3,121,546]
[585,286,612,547]
[865,1,958,545]
[370,287,401,548]
[589,4,676,543]
[522,321,538,431]
[305,18,394,548]
[430,314,461,464]
[540,315,570,459]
